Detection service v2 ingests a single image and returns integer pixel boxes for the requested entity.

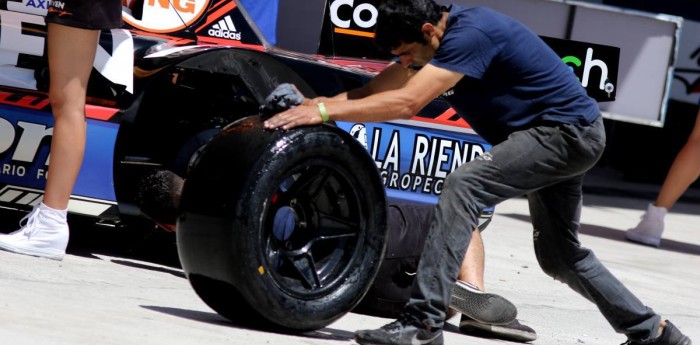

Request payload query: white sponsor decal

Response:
[0,117,51,181]
[94,29,135,94]
[15,0,49,15]
[207,15,241,40]
[0,185,118,216]
[0,10,134,93]
[0,10,45,90]
[145,46,204,58]
[362,125,485,196]
[330,0,378,29]
[671,19,700,104]
[0,118,52,165]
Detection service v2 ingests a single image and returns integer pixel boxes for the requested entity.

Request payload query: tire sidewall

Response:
[233,126,387,330]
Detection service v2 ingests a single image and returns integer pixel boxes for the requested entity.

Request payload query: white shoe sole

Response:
[0,240,65,261]
[625,231,661,247]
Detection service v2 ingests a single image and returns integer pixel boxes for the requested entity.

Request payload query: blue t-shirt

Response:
[430,5,600,144]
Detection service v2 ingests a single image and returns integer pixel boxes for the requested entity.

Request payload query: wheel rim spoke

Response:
[264,163,365,297]
[266,237,285,270]
[287,167,332,200]
[287,251,322,289]
[317,213,358,239]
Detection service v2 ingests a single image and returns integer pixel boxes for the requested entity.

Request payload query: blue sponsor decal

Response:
[26,0,50,10]
[0,106,53,189]
[336,121,491,205]
[75,119,118,201]
[0,105,118,201]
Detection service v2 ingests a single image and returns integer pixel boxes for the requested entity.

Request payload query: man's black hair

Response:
[374,0,445,52]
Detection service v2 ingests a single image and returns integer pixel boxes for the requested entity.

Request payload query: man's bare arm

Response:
[304,62,416,105]
[265,64,463,129]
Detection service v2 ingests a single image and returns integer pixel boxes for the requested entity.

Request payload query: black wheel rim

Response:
[262,161,367,299]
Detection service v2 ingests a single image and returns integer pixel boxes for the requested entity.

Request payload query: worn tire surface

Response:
[177,116,387,331]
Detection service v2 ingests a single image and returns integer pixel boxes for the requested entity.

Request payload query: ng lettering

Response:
[147,0,195,14]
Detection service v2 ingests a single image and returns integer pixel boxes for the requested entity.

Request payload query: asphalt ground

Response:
[0,181,698,345]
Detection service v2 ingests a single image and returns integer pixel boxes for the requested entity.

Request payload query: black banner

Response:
[540,36,620,102]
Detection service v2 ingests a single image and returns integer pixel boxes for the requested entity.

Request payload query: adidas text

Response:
[208,29,241,40]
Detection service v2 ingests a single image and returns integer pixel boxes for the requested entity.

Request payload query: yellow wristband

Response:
[317,102,330,123]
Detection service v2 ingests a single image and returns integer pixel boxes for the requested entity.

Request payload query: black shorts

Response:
[46,0,123,30]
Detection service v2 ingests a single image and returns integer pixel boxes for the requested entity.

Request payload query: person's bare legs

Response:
[0,24,100,260]
[627,109,700,247]
[450,228,518,325]
[452,230,537,342]
[655,110,700,209]
[445,229,484,320]
[45,23,100,209]
[457,229,485,289]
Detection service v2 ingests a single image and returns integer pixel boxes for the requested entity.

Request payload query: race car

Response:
[0,0,618,333]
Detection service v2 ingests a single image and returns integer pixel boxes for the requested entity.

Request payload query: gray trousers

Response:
[404,116,661,342]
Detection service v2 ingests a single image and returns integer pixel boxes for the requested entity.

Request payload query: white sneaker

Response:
[625,203,666,247]
[0,203,69,260]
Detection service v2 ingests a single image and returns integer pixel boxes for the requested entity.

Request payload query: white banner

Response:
[670,19,700,105]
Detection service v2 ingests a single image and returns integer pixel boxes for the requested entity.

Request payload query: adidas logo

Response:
[208,15,242,40]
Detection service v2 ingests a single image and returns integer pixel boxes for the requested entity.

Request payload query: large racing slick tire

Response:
[177,116,387,331]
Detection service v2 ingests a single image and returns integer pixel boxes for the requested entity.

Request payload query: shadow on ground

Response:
[141,305,356,341]
[500,213,700,256]
[111,259,186,278]
[581,191,700,217]
[60,214,182,268]
[582,165,700,216]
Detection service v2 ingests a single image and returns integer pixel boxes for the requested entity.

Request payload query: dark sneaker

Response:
[459,314,537,343]
[450,280,517,325]
[623,321,691,345]
[355,316,444,345]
